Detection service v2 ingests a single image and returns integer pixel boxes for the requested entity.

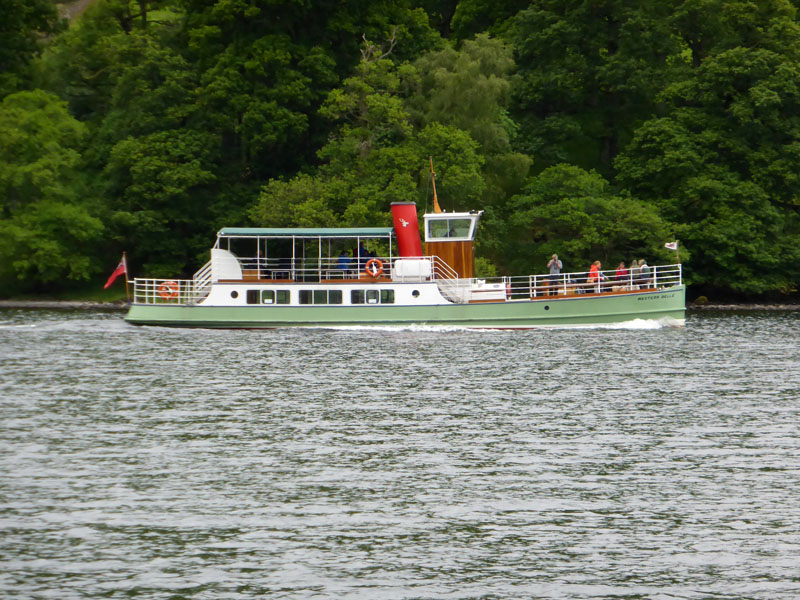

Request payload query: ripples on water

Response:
[1,309,799,599]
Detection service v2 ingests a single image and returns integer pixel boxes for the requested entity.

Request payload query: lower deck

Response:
[125,283,686,329]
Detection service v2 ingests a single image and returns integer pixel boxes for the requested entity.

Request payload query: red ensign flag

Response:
[104,254,128,289]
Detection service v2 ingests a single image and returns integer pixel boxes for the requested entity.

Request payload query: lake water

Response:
[1,308,799,599]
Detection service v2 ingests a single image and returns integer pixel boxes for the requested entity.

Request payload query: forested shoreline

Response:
[2,0,799,302]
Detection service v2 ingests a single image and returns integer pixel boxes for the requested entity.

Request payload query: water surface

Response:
[1,309,799,599]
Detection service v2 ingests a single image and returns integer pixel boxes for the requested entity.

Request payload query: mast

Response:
[429,157,442,214]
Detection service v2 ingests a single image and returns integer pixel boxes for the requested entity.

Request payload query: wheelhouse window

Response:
[426,218,473,240]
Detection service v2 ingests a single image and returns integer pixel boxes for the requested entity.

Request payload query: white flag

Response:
[664,241,678,250]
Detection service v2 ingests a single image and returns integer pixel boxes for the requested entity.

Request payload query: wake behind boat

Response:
[124,201,685,329]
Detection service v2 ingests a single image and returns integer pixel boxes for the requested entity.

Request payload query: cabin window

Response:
[427,218,473,240]
[351,289,392,304]
[300,289,340,304]
[246,290,259,304]
[256,290,290,304]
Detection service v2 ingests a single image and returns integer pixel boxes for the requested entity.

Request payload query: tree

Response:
[411,0,460,38]
[251,50,486,229]
[616,3,800,295]
[508,0,680,176]
[0,91,103,293]
[449,0,528,41]
[504,164,672,275]
[181,0,441,178]
[104,129,219,276]
[615,57,800,294]
[0,0,62,97]
[404,35,530,266]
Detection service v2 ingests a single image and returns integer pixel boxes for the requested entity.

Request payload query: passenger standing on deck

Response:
[337,249,351,274]
[547,253,562,295]
[357,241,367,271]
[629,259,640,285]
[639,259,651,286]
[615,261,628,281]
[587,260,604,291]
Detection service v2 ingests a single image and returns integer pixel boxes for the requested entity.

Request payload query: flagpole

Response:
[123,251,131,303]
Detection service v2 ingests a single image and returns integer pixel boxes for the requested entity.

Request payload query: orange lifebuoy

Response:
[157,280,179,300]
[364,258,384,278]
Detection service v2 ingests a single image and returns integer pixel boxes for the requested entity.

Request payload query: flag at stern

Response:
[104,253,128,289]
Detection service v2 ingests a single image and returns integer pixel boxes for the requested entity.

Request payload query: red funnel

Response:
[391,202,423,257]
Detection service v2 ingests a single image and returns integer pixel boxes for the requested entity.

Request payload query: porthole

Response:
[412,290,420,298]
[544,305,550,310]
[231,290,239,299]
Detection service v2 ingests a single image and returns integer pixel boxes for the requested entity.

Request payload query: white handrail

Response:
[501,264,682,299]
[131,262,683,306]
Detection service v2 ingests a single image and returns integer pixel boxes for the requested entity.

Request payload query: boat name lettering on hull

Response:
[638,293,676,301]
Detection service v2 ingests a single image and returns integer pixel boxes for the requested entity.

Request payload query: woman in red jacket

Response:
[587,260,604,291]
[615,261,628,281]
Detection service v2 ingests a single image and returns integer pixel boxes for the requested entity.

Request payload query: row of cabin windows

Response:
[246,290,290,305]
[245,289,395,305]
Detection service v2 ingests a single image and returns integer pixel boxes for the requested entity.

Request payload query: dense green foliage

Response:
[1,0,799,300]
[0,0,62,97]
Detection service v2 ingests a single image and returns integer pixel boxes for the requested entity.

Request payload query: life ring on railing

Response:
[157,280,179,300]
[364,258,384,278]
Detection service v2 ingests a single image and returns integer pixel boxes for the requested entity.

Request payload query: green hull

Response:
[125,285,685,329]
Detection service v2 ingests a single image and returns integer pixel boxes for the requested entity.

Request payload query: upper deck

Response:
[131,251,682,307]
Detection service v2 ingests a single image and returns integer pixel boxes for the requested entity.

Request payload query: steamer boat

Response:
[125,200,685,329]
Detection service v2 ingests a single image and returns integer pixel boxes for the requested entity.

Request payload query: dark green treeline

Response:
[1,0,799,300]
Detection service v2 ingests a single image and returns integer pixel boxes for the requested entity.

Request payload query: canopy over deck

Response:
[218,227,394,239]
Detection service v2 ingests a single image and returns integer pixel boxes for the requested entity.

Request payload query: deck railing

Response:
[228,254,468,284]
[500,263,682,300]
[233,255,455,282]
[132,260,682,305]
[193,260,213,299]
[132,278,202,305]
